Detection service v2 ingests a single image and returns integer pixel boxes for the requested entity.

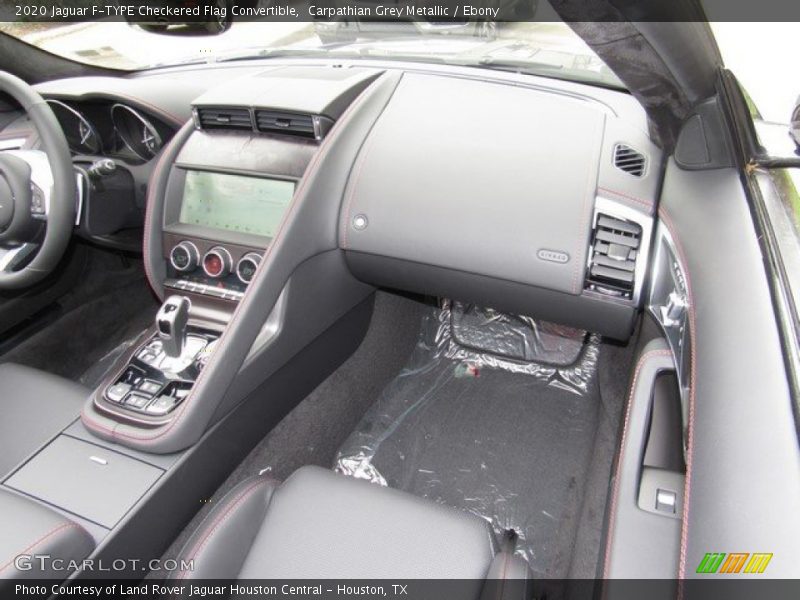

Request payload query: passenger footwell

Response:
[335,301,602,577]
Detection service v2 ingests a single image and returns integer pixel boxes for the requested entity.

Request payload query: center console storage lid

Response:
[0,488,94,581]
[5,436,163,529]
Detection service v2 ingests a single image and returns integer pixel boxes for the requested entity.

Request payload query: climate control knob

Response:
[169,241,199,272]
[202,246,233,278]
[236,252,262,284]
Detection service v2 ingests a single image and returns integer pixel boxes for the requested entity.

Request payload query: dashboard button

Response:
[125,392,151,410]
[170,241,200,272]
[202,246,233,278]
[137,380,162,395]
[236,252,262,284]
[146,395,179,416]
[106,383,131,403]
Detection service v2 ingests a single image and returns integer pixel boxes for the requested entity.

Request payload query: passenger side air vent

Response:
[255,110,317,138]
[585,214,642,299]
[613,144,647,177]
[195,107,253,130]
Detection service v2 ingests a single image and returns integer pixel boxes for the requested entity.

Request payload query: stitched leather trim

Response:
[339,75,402,251]
[141,122,191,299]
[0,521,82,574]
[173,478,275,584]
[340,116,383,250]
[573,165,596,294]
[0,130,33,140]
[107,93,185,127]
[81,76,385,447]
[497,552,510,600]
[657,207,697,582]
[602,348,673,579]
[597,186,656,212]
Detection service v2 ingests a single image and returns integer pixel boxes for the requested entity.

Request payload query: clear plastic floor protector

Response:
[335,301,601,575]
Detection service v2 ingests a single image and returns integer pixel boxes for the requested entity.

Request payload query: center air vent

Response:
[255,110,317,139]
[195,107,253,130]
[613,144,646,177]
[586,213,642,299]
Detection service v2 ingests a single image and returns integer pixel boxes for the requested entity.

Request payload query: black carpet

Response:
[151,291,427,572]
[0,247,159,385]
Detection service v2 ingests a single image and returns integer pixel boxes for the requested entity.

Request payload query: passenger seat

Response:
[0,363,88,478]
[172,466,532,598]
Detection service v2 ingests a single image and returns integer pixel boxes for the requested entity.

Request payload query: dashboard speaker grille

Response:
[613,144,647,177]
[586,213,641,298]
[196,107,253,130]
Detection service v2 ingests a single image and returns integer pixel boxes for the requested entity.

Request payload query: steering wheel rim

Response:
[0,71,75,290]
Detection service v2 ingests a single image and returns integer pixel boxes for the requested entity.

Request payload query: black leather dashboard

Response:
[2,59,666,339]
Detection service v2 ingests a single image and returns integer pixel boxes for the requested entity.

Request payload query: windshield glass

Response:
[0,11,623,89]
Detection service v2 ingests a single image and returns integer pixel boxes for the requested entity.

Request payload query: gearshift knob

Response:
[156,295,190,358]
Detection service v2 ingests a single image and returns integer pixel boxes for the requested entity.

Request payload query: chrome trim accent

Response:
[312,115,322,141]
[111,103,163,160]
[74,169,85,226]
[647,223,691,436]
[0,138,26,151]
[202,246,233,278]
[169,240,200,272]
[236,252,261,284]
[6,149,54,218]
[45,99,102,154]
[0,243,37,272]
[191,106,201,130]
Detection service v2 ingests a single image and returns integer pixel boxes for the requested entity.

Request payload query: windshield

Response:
[0,12,624,89]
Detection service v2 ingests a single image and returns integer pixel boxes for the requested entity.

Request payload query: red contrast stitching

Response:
[340,118,382,250]
[602,348,673,579]
[96,92,185,127]
[573,167,596,294]
[657,208,697,583]
[81,78,383,445]
[0,129,33,140]
[497,551,510,600]
[0,522,82,574]
[174,478,273,583]
[597,187,655,211]
[142,122,191,299]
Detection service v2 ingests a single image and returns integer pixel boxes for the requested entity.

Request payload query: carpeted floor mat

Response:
[0,270,158,385]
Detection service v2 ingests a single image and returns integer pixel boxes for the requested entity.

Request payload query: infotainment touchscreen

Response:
[179,170,295,237]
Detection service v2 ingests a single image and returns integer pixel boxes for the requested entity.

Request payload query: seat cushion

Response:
[0,363,88,477]
[175,466,497,581]
[0,489,94,584]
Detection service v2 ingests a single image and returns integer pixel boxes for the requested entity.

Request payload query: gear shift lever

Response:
[156,296,190,358]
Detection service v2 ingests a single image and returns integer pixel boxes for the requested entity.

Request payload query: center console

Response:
[97,296,217,422]
[0,64,397,583]
[81,65,387,449]
[93,165,304,423]
[162,169,296,304]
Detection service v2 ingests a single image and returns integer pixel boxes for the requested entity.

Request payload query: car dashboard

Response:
[1,33,798,587]
[0,58,667,342]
